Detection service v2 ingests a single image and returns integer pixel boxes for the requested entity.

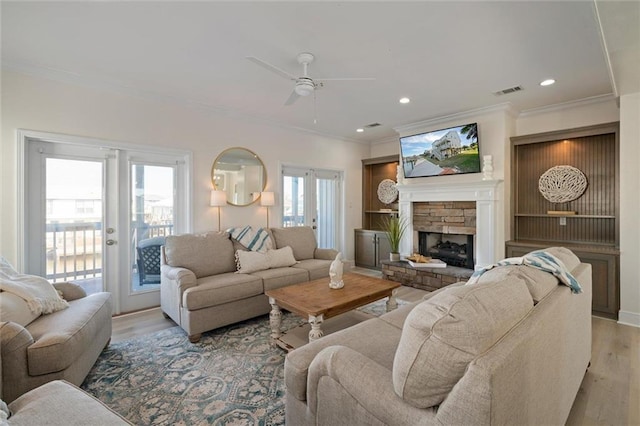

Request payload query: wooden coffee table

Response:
[265,273,401,348]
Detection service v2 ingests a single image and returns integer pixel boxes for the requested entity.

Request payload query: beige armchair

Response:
[1,282,112,403]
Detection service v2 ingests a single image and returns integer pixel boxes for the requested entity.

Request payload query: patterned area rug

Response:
[81,300,401,425]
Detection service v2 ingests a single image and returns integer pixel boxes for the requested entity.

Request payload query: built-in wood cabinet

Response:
[356,155,399,269]
[361,155,399,231]
[354,230,391,270]
[507,122,620,319]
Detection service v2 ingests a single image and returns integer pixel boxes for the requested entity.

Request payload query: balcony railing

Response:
[46,222,173,282]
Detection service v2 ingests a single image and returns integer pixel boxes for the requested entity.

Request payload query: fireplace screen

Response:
[418,232,474,269]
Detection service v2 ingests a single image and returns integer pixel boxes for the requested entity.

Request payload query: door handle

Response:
[106,239,117,246]
[312,226,317,230]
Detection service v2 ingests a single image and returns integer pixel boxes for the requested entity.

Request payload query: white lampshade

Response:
[210,190,227,207]
[260,191,275,207]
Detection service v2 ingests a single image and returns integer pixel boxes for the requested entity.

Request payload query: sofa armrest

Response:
[52,282,87,301]
[1,321,34,402]
[306,346,428,425]
[314,248,339,260]
[161,265,197,292]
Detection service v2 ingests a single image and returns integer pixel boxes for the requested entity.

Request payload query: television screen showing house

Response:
[399,123,481,178]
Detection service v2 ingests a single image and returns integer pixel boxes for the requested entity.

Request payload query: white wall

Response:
[0,71,369,266]
[618,92,640,327]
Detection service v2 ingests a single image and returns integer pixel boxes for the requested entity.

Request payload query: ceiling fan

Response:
[246,52,375,106]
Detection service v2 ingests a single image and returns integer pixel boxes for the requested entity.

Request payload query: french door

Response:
[21,132,190,314]
[281,166,342,250]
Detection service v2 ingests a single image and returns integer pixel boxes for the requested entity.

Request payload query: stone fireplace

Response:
[397,179,503,269]
[413,201,477,269]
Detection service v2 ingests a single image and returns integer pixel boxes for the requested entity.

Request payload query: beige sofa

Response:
[161,226,338,342]
[0,282,112,403]
[285,247,592,425]
[3,380,130,425]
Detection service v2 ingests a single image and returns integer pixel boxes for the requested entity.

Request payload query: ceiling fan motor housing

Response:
[295,78,315,96]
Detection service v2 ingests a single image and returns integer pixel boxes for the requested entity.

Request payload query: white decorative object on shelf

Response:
[329,252,344,289]
[482,155,494,181]
[538,165,588,203]
[377,179,398,204]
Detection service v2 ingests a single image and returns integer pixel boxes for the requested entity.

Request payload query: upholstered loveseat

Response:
[0,278,112,404]
[160,226,338,342]
[284,247,592,425]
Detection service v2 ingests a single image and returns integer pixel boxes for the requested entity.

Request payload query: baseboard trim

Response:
[618,310,640,328]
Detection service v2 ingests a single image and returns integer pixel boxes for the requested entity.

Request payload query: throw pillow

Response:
[227,226,273,253]
[235,250,270,274]
[266,246,298,268]
[393,276,534,408]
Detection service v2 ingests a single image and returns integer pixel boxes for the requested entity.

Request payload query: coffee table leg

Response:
[268,297,282,340]
[308,314,324,342]
[386,288,399,312]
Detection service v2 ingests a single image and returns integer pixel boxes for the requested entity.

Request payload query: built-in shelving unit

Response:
[356,155,399,269]
[506,122,620,319]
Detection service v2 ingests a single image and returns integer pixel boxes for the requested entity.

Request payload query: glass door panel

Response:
[130,163,175,292]
[283,174,306,227]
[45,158,104,294]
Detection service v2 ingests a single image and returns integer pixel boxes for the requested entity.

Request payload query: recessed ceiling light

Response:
[399,97,411,104]
[356,128,364,133]
[540,79,556,86]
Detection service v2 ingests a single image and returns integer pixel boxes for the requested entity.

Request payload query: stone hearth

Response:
[381,260,473,292]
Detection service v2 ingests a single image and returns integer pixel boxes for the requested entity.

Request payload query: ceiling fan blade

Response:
[284,89,300,106]
[314,77,376,81]
[246,56,297,81]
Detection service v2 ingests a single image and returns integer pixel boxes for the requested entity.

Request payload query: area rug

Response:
[81,300,403,425]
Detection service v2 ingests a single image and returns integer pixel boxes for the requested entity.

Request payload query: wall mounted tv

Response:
[399,123,481,178]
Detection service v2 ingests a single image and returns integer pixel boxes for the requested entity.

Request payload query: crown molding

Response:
[3,61,366,146]
[518,93,617,117]
[369,134,400,146]
[393,102,518,136]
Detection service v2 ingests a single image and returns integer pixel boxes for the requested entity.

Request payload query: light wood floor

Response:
[111,269,640,425]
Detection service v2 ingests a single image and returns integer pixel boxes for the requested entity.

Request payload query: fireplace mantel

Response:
[397,179,503,269]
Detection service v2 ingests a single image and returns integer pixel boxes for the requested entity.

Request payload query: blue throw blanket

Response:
[467,249,582,293]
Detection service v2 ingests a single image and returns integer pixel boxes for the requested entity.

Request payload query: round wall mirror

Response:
[211,147,267,206]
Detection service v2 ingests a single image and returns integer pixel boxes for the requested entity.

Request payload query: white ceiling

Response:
[2,1,638,143]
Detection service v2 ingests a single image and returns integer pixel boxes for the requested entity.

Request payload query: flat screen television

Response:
[399,123,481,178]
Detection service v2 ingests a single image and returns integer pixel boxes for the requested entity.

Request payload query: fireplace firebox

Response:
[418,232,474,270]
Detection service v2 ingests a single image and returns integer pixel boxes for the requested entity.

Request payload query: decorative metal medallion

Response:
[538,165,588,203]
[377,179,398,204]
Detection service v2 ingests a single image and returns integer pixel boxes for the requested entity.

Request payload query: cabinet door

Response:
[571,250,619,319]
[376,232,391,267]
[355,230,376,268]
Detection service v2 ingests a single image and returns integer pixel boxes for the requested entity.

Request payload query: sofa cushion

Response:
[0,291,39,326]
[165,232,236,278]
[393,277,533,408]
[251,267,309,291]
[183,273,263,310]
[267,246,298,268]
[292,259,332,281]
[476,265,558,303]
[26,292,112,376]
[270,227,317,260]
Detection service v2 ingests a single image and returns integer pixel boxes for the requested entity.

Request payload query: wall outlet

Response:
[559,217,567,226]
